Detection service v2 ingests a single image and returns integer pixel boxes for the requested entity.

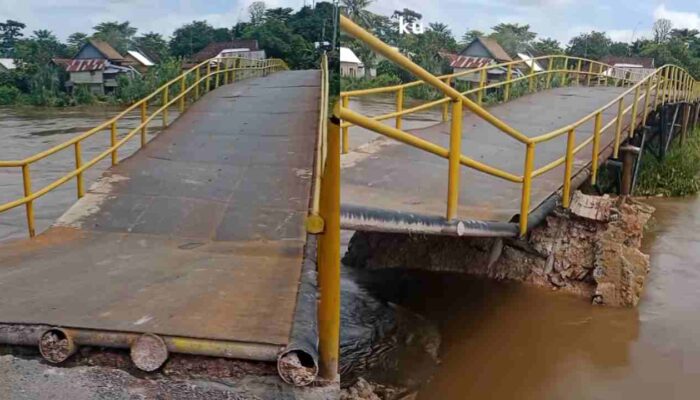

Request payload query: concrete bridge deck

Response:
[342,86,646,231]
[0,71,320,356]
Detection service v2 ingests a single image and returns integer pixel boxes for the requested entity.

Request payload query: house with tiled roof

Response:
[67,39,137,95]
[449,37,515,84]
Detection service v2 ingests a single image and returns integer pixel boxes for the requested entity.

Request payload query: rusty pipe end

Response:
[130,333,169,372]
[39,328,77,364]
[277,348,319,387]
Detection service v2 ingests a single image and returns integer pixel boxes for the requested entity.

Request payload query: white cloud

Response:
[653,4,700,30]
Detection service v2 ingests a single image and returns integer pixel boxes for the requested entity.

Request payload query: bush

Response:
[635,128,700,197]
[0,85,21,105]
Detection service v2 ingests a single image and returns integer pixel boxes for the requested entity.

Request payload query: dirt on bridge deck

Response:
[0,71,321,357]
[342,86,650,224]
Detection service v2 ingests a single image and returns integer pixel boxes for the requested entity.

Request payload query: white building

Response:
[340,47,363,77]
[0,58,16,72]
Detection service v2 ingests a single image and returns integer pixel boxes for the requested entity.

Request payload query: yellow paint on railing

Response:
[0,56,287,237]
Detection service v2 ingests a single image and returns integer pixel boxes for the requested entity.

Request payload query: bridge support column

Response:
[620,145,640,196]
[681,102,691,145]
[317,115,341,381]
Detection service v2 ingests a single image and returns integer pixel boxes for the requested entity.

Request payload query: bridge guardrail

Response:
[0,56,288,237]
[339,15,699,235]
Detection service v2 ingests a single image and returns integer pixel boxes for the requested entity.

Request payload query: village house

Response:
[189,40,266,66]
[601,56,655,82]
[340,46,373,77]
[124,50,155,74]
[0,58,16,72]
[66,39,138,95]
[449,37,514,83]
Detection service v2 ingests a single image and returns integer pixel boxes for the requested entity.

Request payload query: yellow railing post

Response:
[546,57,554,89]
[586,61,593,86]
[179,76,186,113]
[341,95,349,154]
[562,128,576,208]
[318,115,341,381]
[613,98,624,158]
[662,67,670,105]
[642,78,652,127]
[140,101,148,147]
[560,57,568,86]
[395,87,404,130]
[195,67,201,100]
[599,63,605,86]
[162,86,169,128]
[478,69,486,105]
[591,112,602,185]
[504,64,512,102]
[446,98,463,220]
[215,60,221,88]
[224,59,230,85]
[206,63,211,92]
[653,70,662,109]
[630,85,640,137]
[21,164,35,238]
[519,143,535,236]
[528,64,535,93]
[74,141,84,198]
[110,122,118,165]
[672,67,678,102]
[442,78,451,122]
[575,59,582,85]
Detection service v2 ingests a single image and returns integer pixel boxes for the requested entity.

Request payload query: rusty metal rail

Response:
[339,15,700,235]
[0,56,287,238]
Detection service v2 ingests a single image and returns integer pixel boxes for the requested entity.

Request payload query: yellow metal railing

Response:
[339,15,700,236]
[1,56,287,237]
[307,52,329,234]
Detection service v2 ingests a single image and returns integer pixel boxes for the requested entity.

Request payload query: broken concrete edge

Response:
[278,233,320,387]
[344,192,655,308]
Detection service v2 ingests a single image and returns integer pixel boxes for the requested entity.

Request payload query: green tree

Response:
[653,18,672,44]
[0,19,26,57]
[530,38,563,56]
[609,42,630,57]
[489,23,536,56]
[460,29,484,47]
[567,31,611,60]
[67,32,88,56]
[340,0,376,28]
[92,21,137,54]
[249,1,267,26]
[169,21,218,58]
[134,32,169,61]
[15,30,68,66]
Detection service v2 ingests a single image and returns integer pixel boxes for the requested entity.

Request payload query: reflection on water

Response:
[0,106,179,241]
[377,196,700,399]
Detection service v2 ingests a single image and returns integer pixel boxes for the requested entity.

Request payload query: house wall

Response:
[341,62,360,77]
[460,41,491,58]
[70,70,104,84]
[75,45,105,60]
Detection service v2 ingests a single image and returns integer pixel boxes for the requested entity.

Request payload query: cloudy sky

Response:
[0,0,698,44]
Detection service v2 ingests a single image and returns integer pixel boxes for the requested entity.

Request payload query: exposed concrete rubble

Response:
[343,192,654,307]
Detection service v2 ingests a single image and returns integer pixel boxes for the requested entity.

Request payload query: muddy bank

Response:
[344,193,654,307]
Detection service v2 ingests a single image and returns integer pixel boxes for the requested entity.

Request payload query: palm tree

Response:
[340,0,375,28]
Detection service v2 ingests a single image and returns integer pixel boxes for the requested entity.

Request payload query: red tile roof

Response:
[66,59,107,72]
[449,55,494,69]
[191,40,260,62]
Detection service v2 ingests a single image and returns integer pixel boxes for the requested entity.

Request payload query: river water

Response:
[0,105,179,241]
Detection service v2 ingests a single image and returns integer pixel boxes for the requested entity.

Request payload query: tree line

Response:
[0,1,336,106]
[340,0,700,86]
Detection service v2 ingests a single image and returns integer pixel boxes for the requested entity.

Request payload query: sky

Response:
[0,0,698,44]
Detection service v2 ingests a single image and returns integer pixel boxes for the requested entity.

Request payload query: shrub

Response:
[0,85,21,105]
[635,128,700,197]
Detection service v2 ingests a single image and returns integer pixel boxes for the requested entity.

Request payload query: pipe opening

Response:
[277,349,319,386]
[130,333,169,372]
[39,328,77,364]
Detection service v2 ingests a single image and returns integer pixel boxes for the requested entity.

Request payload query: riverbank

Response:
[340,195,700,399]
